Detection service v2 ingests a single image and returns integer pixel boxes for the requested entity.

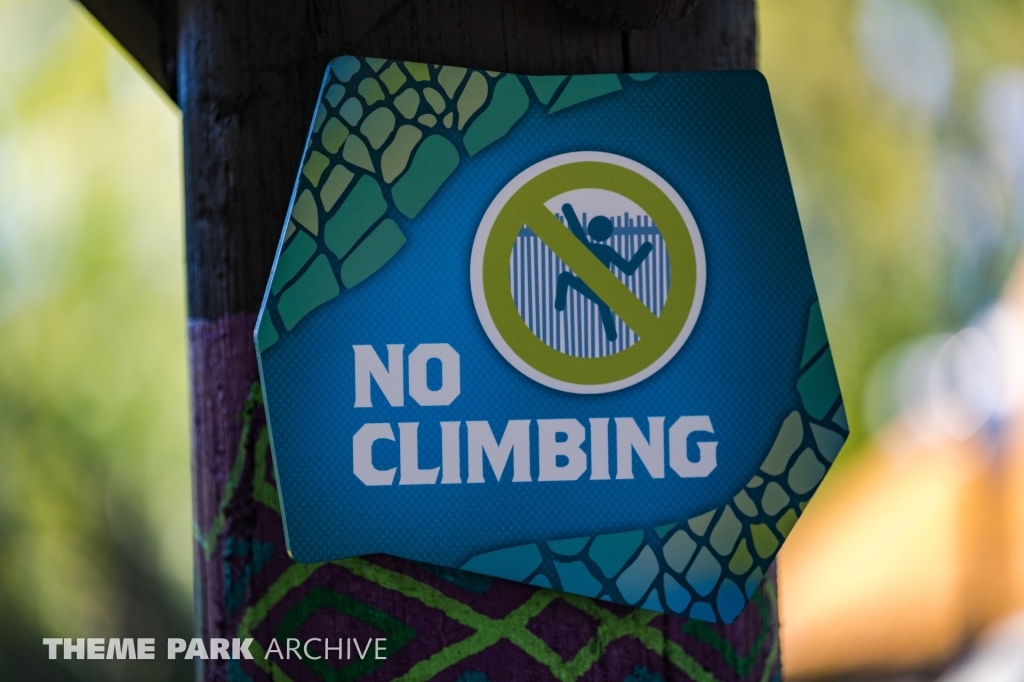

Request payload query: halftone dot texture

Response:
[257,58,653,351]
[255,58,846,624]
[460,301,847,623]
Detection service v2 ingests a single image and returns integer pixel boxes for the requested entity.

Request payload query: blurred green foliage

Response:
[762,0,1024,456]
[0,0,1021,679]
[0,0,191,678]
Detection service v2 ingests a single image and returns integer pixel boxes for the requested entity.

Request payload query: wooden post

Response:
[80,1,776,679]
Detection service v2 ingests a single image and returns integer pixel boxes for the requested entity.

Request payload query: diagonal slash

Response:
[523,203,664,342]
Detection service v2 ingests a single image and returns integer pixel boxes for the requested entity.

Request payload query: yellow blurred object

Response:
[780,260,1024,678]
[1002,265,1024,615]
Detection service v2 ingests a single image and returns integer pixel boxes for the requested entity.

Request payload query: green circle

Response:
[481,161,698,387]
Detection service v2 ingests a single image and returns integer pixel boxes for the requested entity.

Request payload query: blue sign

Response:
[255,57,848,624]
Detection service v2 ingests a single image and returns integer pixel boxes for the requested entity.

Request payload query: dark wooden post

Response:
[79,1,775,679]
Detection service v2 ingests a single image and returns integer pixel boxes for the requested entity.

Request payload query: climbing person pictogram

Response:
[472,152,706,394]
[554,203,654,342]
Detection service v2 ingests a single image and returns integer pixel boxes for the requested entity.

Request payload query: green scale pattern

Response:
[459,301,847,624]
[256,56,658,351]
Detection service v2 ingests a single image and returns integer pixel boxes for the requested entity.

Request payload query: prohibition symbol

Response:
[470,152,706,394]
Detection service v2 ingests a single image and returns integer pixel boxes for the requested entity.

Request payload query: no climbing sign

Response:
[255,57,848,624]
[472,152,705,393]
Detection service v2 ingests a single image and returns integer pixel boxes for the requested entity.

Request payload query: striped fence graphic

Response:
[510,213,670,359]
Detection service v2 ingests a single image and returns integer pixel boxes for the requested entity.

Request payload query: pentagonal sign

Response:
[255,56,848,624]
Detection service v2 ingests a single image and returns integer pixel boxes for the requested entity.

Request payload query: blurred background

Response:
[0,0,1022,679]
[0,0,191,678]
